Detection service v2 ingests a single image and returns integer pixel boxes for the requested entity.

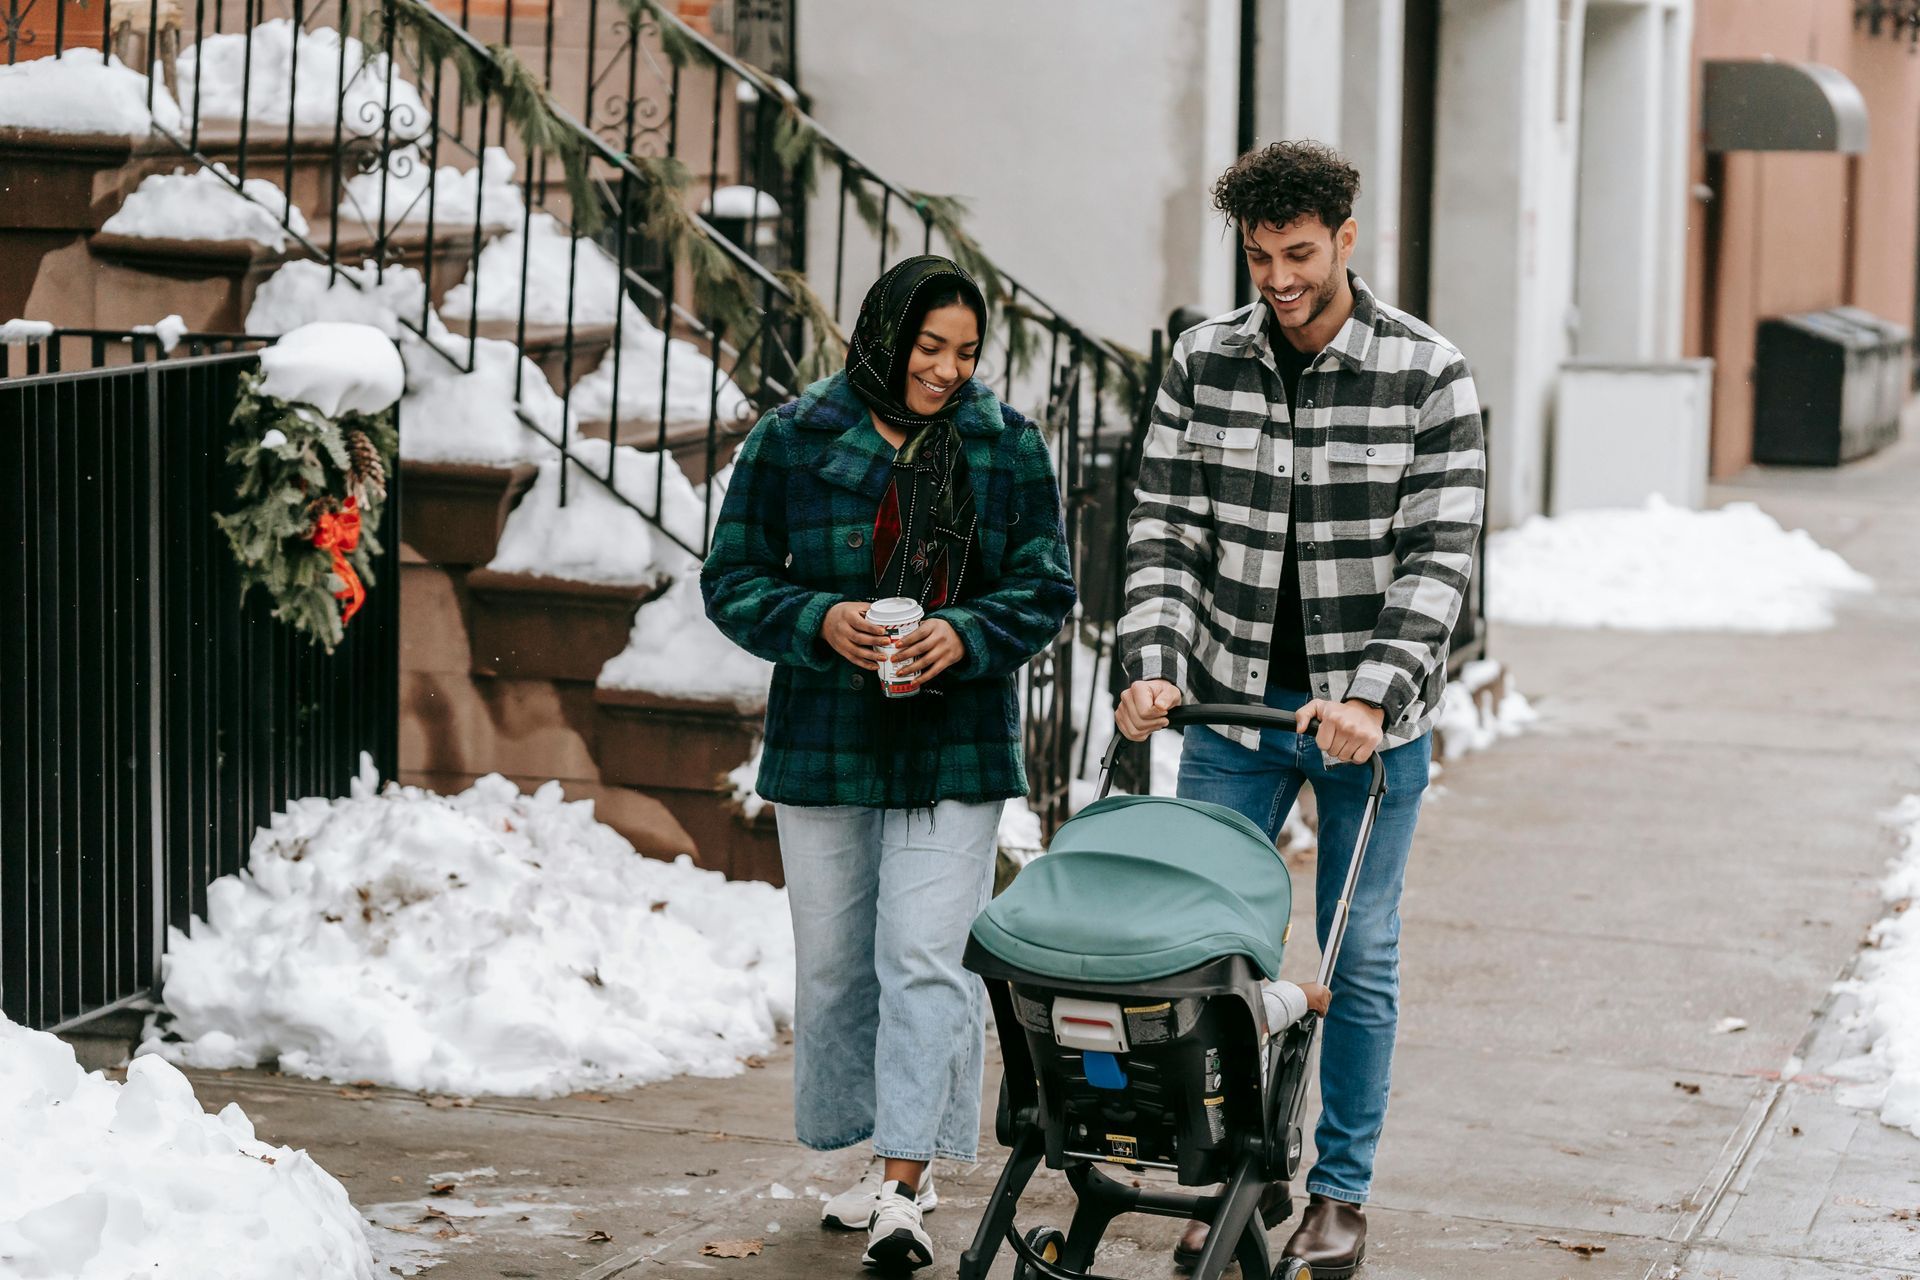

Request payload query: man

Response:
[1116,140,1484,1278]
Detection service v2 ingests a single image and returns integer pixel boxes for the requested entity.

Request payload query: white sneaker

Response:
[861,1180,934,1272]
[821,1157,938,1230]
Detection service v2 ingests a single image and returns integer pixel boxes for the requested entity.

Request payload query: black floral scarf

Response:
[845,256,986,610]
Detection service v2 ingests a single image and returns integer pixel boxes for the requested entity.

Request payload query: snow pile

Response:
[728,744,768,821]
[1432,659,1537,761]
[0,50,182,135]
[100,164,308,250]
[702,185,782,222]
[0,1017,375,1279]
[177,21,427,138]
[134,314,189,353]
[1,319,55,344]
[246,259,441,340]
[1488,497,1872,632]
[144,771,795,1098]
[343,144,524,234]
[441,213,624,328]
[569,313,755,433]
[598,575,773,710]
[1832,796,1920,1138]
[488,438,714,586]
[257,322,404,417]
[398,332,556,466]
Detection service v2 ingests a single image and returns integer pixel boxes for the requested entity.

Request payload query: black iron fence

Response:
[0,349,398,1032]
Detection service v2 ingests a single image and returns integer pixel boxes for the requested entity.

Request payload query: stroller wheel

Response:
[1273,1259,1312,1279]
[1013,1225,1066,1279]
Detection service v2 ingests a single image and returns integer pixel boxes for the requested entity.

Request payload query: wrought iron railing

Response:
[0,347,398,1032]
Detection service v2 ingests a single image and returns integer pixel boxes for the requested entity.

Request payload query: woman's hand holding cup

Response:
[889,618,964,688]
[821,601,892,670]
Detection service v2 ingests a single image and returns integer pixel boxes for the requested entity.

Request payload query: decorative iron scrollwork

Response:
[1855,0,1920,46]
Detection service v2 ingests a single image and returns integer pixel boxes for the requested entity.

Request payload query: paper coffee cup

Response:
[866,597,924,698]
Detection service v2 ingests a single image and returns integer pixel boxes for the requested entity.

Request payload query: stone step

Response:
[464,568,659,682]
[398,459,535,568]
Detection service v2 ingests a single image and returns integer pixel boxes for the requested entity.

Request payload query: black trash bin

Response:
[1754,308,1905,466]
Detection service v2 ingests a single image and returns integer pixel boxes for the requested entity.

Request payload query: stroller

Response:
[959,705,1387,1280]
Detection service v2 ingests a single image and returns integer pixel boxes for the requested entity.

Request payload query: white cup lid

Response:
[866,596,923,626]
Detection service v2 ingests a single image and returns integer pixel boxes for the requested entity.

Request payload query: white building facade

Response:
[798,0,1696,526]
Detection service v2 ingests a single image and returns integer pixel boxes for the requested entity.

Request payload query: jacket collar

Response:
[801,372,1001,499]
[795,372,1003,438]
[1216,270,1380,374]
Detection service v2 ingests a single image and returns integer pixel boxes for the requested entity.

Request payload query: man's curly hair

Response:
[1212,141,1361,234]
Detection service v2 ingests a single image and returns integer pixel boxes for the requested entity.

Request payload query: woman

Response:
[702,256,1075,1273]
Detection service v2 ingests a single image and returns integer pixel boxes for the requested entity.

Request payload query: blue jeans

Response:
[774,799,1003,1162]
[1175,689,1432,1204]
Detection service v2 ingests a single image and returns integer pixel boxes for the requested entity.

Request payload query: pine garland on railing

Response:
[776,267,848,384]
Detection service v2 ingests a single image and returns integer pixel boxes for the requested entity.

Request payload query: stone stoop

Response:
[442,316,617,396]
[595,687,780,885]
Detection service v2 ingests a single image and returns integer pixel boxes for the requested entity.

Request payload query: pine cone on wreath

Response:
[345,428,388,503]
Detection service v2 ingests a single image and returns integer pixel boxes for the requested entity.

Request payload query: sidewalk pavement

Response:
[178,427,1920,1279]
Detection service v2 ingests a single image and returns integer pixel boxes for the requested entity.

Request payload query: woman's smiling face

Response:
[902,302,981,416]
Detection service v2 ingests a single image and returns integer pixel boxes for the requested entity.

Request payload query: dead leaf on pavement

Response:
[337,1088,376,1101]
[1538,1237,1607,1257]
[425,1095,472,1109]
[587,1230,613,1243]
[419,1207,453,1225]
[650,901,669,912]
[743,1056,766,1069]
[1673,1081,1701,1095]
[351,1079,378,1088]
[701,1239,764,1258]
[574,1092,612,1104]
[429,1182,457,1197]
[1555,1146,1582,1157]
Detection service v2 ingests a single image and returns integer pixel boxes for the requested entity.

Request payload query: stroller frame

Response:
[959,705,1388,1280]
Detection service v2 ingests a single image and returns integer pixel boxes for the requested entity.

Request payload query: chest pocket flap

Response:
[1183,417,1264,452]
[1326,438,1414,466]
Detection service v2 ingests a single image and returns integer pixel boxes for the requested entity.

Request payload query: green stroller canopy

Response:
[971,794,1292,983]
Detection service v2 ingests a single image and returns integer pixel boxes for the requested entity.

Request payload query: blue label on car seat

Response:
[1084,1051,1128,1090]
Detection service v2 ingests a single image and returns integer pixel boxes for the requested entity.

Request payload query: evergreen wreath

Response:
[215,372,399,653]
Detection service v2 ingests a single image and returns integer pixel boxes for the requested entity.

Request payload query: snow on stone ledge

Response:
[343,144,524,234]
[101,164,310,251]
[1488,496,1873,632]
[247,260,443,341]
[487,437,717,587]
[441,213,624,328]
[141,773,793,1098]
[177,21,426,139]
[598,574,772,711]
[0,1018,376,1278]
[0,50,182,135]
[701,185,782,221]
[569,312,754,433]
[398,332,556,466]
[258,322,404,418]
[1831,796,1920,1139]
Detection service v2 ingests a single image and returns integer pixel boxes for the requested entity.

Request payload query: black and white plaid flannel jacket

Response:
[1118,274,1486,751]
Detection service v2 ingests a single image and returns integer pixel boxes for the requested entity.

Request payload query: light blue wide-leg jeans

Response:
[775,798,1003,1162]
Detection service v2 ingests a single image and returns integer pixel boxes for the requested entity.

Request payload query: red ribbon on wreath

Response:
[311,497,366,625]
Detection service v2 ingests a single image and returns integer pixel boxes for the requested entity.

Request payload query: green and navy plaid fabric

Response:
[702,373,1075,808]
[1118,274,1485,751]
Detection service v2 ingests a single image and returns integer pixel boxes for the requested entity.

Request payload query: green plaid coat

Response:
[702,373,1075,808]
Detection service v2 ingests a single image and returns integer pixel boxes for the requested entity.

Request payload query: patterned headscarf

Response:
[844,255,988,432]
[846,256,987,610]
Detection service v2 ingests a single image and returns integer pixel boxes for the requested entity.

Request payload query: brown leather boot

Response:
[1173,1184,1290,1269]
[1282,1194,1367,1277]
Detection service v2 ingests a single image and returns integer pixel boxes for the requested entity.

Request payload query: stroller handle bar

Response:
[1095,703,1388,803]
